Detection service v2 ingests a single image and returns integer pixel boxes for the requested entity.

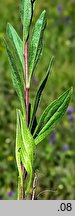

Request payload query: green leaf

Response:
[16,110,23,184]
[34,88,71,137]
[6,23,24,71]
[29,57,54,132]
[28,10,47,84]
[34,87,73,145]
[20,0,32,46]
[4,40,26,117]
[6,24,24,87]
[19,110,35,193]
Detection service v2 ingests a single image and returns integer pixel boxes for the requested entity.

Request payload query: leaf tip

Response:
[42,9,46,15]
[41,9,47,21]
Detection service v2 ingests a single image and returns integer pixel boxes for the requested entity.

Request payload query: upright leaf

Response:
[34,87,73,145]
[6,23,24,71]
[20,0,32,46]
[4,40,26,116]
[34,88,71,137]
[29,57,54,132]
[28,10,47,85]
[19,110,35,193]
[16,110,23,184]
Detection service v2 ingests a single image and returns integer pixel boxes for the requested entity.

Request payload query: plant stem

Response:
[18,175,25,200]
[32,173,37,200]
[24,41,29,126]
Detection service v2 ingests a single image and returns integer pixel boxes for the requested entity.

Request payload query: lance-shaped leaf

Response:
[20,0,32,46]
[6,25,24,87]
[29,57,54,132]
[6,23,24,71]
[4,40,26,116]
[28,10,47,85]
[16,110,23,184]
[19,110,35,193]
[34,87,73,145]
[34,88,71,137]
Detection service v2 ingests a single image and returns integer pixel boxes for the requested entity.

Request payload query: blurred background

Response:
[0,0,75,200]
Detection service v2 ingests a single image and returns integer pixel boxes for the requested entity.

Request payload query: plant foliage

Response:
[5,0,73,198]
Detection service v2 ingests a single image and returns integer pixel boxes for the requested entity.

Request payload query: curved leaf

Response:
[28,10,47,84]
[34,88,71,137]
[6,23,24,71]
[19,110,35,193]
[29,57,54,132]
[4,40,26,116]
[34,87,73,145]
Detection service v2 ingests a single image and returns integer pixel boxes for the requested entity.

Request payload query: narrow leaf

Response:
[34,88,71,137]
[16,110,23,184]
[19,110,35,193]
[29,57,54,132]
[34,87,73,145]
[29,10,47,84]
[20,0,32,45]
[6,23,24,71]
[4,40,25,116]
